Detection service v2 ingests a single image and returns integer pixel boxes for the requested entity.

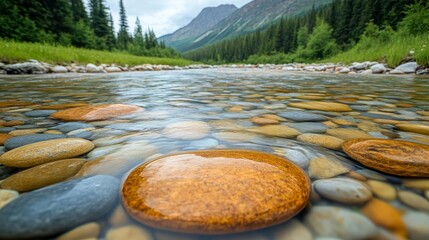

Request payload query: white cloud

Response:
[86,0,251,36]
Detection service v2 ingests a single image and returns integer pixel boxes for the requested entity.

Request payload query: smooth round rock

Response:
[297,133,344,150]
[327,128,372,141]
[396,123,429,135]
[51,122,93,133]
[308,157,349,179]
[304,206,377,239]
[343,139,429,177]
[0,133,12,145]
[4,133,67,149]
[0,175,119,239]
[403,211,429,240]
[1,159,85,192]
[56,222,100,240]
[24,110,56,117]
[50,104,143,121]
[0,189,19,209]
[121,150,311,234]
[398,191,429,211]
[288,101,352,112]
[106,225,153,240]
[279,111,327,122]
[248,125,301,138]
[273,220,313,240]
[314,178,372,204]
[0,138,94,168]
[366,180,397,200]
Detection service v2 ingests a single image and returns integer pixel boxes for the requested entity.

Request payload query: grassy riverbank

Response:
[0,39,194,66]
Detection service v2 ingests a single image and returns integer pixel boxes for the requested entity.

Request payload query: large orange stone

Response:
[121,150,311,234]
[288,101,352,112]
[343,139,429,177]
[50,104,143,121]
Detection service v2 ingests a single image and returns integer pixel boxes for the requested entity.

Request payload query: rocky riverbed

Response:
[0,59,428,75]
[0,69,428,239]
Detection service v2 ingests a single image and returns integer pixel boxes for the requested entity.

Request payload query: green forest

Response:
[185,0,429,67]
[0,0,178,58]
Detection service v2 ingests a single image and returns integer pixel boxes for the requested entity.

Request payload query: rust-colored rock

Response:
[121,150,311,234]
[343,139,429,177]
[50,104,143,121]
[0,133,12,145]
[396,124,429,136]
[288,101,352,112]
[0,101,33,108]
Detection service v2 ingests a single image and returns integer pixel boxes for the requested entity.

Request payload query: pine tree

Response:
[117,0,130,50]
[71,0,89,23]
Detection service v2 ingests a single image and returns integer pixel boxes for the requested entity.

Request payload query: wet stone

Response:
[396,123,429,136]
[309,157,350,179]
[326,128,372,141]
[50,104,143,121]
[314,178,372,204]
[162,121,210,140]
[4,133,67,149]
[0,138,94,168]
[0,175,119,239]
[24,110,56,117]
[0,127,15,133]
[273,220,313,240]
[398,191,429,211]
[51,122,94,133]
[56,222,100,240]
[343,139,429,177]
[279,111,327,122]
[366,180,397,200]
[248,125,301,138]
[106,225,153,240]
[297,133,344,150]
[0,189,19,209]
[287,122,328,134]
[0,133,12,145]
[121,150,311,234]
[403,211,429,240]
[288,101,352,112]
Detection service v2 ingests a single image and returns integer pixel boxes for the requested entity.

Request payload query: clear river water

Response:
[0,68,429,240]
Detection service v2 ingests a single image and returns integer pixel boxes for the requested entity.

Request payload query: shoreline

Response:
[0,59,427,76]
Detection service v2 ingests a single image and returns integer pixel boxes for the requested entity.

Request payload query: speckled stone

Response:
[288,101,352,112]
[1,159,85,192]
[0,138,94,168]
[314,178,372,204]
[50,104,143,121]
[0,175,119,239]
[343,139,429,177]
[121,150,311,234]
[297,133,344,150]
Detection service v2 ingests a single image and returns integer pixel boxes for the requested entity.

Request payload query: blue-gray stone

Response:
[4,134,66,149]
[360,112,406,120]
[351,105,371,111]
[24,110,56,117]
[0,164,17,180]
[287,122,328,133]
[0,175,119,239]
[106,122,162,131]
[0,127,15,133]
[68,131,93,139]
[279,111,327,122]
[14,124,38,129]
[50,122,93,133]
[187,138,219,150]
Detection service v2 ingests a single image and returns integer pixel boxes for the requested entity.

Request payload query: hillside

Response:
[177,0,332,52]
[159,4,238,51]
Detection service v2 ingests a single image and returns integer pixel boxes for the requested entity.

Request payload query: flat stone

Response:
[0,127,15,133]
[38,103,89,110]
[0,133,12,145]
[288,101,352,112]
[0,101,33,108]
[121,150,311,234]
[9,128,47,136]
[371,64,387,74]
[105,66,122,73]
[279,111,327,122]
[403,179,429,190]
[404,211,429,240]
[0,189,19,209]
[51,122,93,133]
[287,122,328,134]
[343,139,429,177]
[248,125,300,138]
[162,121,210,140]
[327,128,372,141]
[0,138,94,168]
[362,199,407,239]
[24,110,56,117]
[396,123,429,135]
[394,62,418,73]
[273,220,313,240]
[106,225,152,240]
[309,157,349,179]
[304,206,376,239]
[57,222,100,240]
[4,133,66,149]
[0,175,119,239]
[1,159,85,192]
[51,65,68,73]
[398,191,429,211]
[297,133,344,150]
[250,117,279,125]
[366,180,397,200]
[50,104,143,121]
[314,178,372,204]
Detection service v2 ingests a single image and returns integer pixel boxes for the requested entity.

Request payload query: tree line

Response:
[185,0,416,63]
[0,0,178,58]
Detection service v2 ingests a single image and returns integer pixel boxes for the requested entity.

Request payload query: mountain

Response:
[166,0,333,52]
[159,4,238,51]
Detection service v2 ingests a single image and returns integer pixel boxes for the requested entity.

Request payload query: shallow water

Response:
[1,69,429,239]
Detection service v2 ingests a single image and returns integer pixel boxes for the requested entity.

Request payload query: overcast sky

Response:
[87,0,252,37]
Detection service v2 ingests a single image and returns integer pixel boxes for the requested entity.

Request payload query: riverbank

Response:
[0,59,427,75]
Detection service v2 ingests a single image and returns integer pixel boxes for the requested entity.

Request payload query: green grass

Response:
[0,39,194,66]
[325,33,429,67]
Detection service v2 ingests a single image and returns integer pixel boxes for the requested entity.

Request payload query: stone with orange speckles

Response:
[121,150,311,234]
[50,104,143,121]
[343,139,429,177]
